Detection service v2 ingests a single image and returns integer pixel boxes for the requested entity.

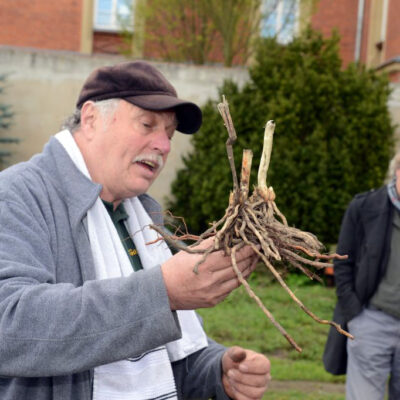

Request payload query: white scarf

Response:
[55,130,208,400]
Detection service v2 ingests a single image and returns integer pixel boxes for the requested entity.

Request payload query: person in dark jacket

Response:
[323,152,400,400]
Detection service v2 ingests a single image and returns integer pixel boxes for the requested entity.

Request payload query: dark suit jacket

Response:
[323,185,394,375]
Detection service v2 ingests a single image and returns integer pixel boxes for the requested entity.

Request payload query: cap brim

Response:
[124,94,202,134]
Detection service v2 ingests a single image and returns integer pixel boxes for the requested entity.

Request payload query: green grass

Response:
[197,268,345,385]
[264,391,344,400]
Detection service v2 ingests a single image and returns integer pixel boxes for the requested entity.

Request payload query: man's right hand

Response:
[161,237,258,310]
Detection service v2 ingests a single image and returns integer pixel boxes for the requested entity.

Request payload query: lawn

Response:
[197,267,346,398]
[264,391,344,400]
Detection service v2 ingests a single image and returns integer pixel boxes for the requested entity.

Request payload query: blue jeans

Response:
[346,307,400,400]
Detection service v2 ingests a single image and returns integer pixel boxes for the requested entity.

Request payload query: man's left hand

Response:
[222,346,271,400]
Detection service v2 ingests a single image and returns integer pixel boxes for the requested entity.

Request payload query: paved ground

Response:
[269,380,345,394]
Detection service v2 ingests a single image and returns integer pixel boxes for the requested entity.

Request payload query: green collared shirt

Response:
[102,200,143,272]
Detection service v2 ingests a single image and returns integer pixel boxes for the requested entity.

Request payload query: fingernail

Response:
[228,370,235,379]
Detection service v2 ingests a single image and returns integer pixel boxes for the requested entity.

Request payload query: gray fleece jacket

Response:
[0,137,229,400]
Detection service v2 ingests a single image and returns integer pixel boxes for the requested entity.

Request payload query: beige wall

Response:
[80,0,94,54]
[0,47,249,206]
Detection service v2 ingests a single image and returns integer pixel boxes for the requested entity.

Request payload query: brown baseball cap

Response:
[76,61,202,134]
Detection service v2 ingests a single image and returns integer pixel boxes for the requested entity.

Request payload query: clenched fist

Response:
[222,346,271,400]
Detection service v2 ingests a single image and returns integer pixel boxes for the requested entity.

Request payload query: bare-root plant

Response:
[151,96,353,352]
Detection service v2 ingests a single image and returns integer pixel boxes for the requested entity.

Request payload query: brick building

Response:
[0,0,399,77]
[311,0,400,82]
[0,0,129,55]
[0,0,87,53]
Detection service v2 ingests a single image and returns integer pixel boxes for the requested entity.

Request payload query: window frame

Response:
[260,0,299,44]
[93,0,134,33]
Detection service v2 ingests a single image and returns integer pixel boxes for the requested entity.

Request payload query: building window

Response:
[93,0,134,32]
[261,0,299,44]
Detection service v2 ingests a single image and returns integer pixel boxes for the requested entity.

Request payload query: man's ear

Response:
[79,101,98,139]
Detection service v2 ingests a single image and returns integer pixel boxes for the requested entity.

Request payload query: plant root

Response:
[150,96,352,352]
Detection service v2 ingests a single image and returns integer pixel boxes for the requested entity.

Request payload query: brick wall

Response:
[311,0,359,67]
[385,0,400,62]
[92,32,130,55]
[0,0,83,52]
[360,0,371,65]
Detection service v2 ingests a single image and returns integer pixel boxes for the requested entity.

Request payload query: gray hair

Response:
[62,98,121,133]
[386,151,400,182]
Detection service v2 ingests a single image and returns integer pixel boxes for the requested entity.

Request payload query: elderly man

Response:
[324,152,400,400]
[0,61,270,400]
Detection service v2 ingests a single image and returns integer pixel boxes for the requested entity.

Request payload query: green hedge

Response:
[167,29,394,244]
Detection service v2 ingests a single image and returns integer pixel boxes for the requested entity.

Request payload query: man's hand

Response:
[222,346,271,400]
[161,237,258,310]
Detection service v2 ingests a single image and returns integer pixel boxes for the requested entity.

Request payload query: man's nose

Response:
[152,130,171,155]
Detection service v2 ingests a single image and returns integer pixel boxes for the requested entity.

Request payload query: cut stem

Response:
[257,120,276,190]
[218,96,239,200]
[240,149,253,203]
